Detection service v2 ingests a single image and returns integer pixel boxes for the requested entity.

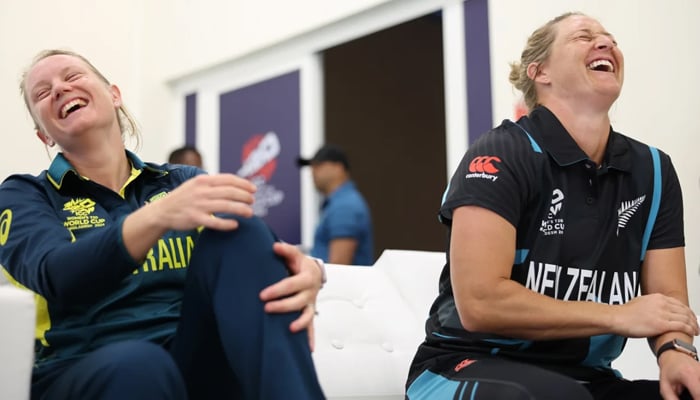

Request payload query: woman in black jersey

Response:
[406,12,699,400]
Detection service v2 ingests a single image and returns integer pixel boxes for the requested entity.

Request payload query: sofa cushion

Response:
[313,250,443,399]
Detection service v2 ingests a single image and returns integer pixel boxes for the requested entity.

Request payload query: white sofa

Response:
[0,250,666,399]
[0,282,36,400]
[313,250,446,399]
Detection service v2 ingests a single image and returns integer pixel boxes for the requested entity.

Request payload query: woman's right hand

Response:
[615,293,699,338]
[157,173,257,231]
[123,173,256,262]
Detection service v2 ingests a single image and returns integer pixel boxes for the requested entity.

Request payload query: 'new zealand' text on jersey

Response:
[0,151,202,374]
[422,106,684,376]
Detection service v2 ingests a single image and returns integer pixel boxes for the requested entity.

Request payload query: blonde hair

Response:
[508,12,584,111]
[20,49,141,149]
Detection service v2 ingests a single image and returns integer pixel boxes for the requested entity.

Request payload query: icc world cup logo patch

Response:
[62,198,106,230]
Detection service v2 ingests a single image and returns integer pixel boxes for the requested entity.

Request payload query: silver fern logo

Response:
[617,195,646,235]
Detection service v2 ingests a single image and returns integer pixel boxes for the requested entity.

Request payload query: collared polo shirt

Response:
[0,151,203,372]
[420,106,684,377]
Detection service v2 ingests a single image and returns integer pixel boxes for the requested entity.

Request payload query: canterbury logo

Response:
[617,195,646,235]
[468,156,501,174]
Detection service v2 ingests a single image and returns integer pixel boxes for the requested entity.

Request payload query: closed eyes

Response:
[32,72,84,101]
[572,30,618,46]
[34,88,50,101]
[66,72,83,81]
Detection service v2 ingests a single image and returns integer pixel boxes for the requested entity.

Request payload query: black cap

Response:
[296,144,350,169]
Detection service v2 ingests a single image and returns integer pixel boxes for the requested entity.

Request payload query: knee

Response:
[96,341,185,397]
[200,216,275,246]
[188,216,287,288]
[194,216,277,263]
[102,340,173,369]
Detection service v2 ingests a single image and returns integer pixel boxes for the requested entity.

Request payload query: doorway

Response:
[323,13,447,261]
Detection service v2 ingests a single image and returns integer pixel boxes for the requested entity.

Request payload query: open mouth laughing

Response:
[587,59,614,72]
[60,98,87,119]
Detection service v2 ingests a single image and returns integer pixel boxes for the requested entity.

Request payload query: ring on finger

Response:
[308,303,319,316]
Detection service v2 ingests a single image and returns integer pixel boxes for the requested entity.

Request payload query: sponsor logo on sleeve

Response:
[0,209,11,246]
[465,155,501,182]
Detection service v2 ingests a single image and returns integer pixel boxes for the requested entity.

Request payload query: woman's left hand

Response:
[259,242,323,350]
[659,348,700,399]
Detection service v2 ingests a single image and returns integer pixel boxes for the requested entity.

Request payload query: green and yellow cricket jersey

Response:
[0,151,201,372]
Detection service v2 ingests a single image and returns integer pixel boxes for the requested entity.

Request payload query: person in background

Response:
[0,48,325,399]
[406,12,699,400]
[168,145,203,169]
[298,144,374,265]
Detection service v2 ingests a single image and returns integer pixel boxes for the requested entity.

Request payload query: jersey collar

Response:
[46,150,168,190]
[528,106,632,172]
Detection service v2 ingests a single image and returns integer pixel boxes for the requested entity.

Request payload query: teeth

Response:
[60,99,87,119]
[587,59,614,72]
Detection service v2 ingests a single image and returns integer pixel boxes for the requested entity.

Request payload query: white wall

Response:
[1,0,697,308]
[137,0,391,165]
[0,0,142,178]
[0,0,389,179]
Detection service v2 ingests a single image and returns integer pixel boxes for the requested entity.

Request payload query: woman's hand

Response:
[123,173,256,262]
[615,294,699,338]
[157,173,256,231]
[259,242,323,350]
[658,349,700,399]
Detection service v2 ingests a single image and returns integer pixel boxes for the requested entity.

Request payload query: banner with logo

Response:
[219,71,301,244]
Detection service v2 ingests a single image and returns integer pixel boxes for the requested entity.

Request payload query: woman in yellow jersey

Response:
[0,49,325,399]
